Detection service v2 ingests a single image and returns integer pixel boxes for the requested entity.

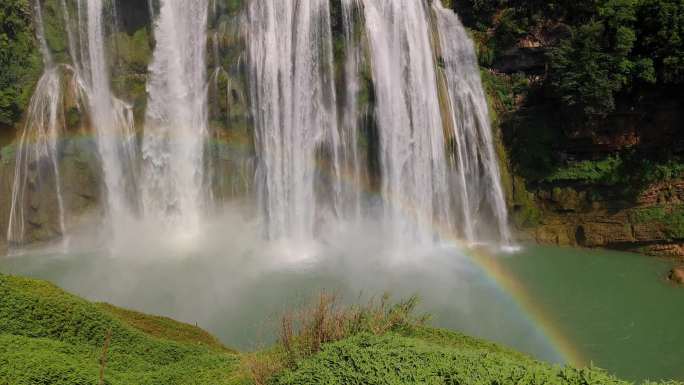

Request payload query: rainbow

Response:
[466,248,586,366]
[331,162,587,367]
[2,131,586,366]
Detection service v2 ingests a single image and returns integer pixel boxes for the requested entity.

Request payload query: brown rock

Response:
[535,225,574,246]
[668,267,684,285]
[641,244,684,258]
[580,221,634,247]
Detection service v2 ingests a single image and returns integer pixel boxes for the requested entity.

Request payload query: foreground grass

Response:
[1,274,681,385]
[0,274,241,385]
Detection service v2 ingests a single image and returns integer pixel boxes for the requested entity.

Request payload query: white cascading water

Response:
[8,0,513,251]
[79,0,138,227]
[248,0,341,240]
[53,0,139,232]
[340,0,363,221]
[7,69,65,246]
[142,0,210,232]
[433,1,512,244]
[361,0,453,246]
[7,1,69,246]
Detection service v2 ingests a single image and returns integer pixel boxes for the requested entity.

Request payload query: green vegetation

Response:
[544,156,623,184]
[0,274,240,385]
[41,0,69,63]
[629,205,684,239]
[0,0,42,129]
[539,154,684,193]
[473,1,684,205]
[1,274,682,384]
[0,143,16,165]
[455,0,683,120]
[547,0,657,118]
[274,332,631,385]
[112,29,152,73]
[259,294,678,385]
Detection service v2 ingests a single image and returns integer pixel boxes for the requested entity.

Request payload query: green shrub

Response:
[272,332,648,385]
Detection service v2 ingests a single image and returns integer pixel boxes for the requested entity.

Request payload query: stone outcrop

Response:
[0,138,103,252]
[520,179,684,259]
[668,267,684,285]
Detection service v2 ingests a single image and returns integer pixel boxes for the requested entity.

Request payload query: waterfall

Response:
[7,2,67,246]
[247,0,341,240]
[341,0,363,220]
[8,0,139,247]
[361,0,453,246]
[141,0,210,231]
[79,0,138,227]
[7,69,67,246]
[7,0,513,250]
[433,1,512,244]
[58,0,139,226]
[33,0,52,65]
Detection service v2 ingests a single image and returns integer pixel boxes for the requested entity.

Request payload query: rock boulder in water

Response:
[668,267,684,285]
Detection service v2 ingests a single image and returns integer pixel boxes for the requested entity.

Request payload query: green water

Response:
[1,244,682,382]
[495,246,684,382]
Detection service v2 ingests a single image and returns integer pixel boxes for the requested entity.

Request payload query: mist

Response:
[1,202,562,364]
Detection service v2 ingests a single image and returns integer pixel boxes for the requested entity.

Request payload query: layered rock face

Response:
[526,180,684,258]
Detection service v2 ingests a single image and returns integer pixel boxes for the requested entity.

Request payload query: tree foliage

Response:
[0,0,41,128]
[635,0,684,84]
[454,0,683,120]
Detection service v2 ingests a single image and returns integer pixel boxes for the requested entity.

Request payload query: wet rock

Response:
[668,267,684,285]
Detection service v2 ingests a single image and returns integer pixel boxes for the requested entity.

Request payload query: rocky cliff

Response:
[487,40,684,259]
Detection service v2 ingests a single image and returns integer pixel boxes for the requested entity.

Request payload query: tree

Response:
[636,0,684,84]
[0,0,42,128]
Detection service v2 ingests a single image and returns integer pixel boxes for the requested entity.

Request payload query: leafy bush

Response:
[247,293,429,384]
[272,332,669,385]
[279,293,428,364]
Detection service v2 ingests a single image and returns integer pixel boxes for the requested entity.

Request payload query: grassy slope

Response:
[1,274,681,385]
[0,274,242,385]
